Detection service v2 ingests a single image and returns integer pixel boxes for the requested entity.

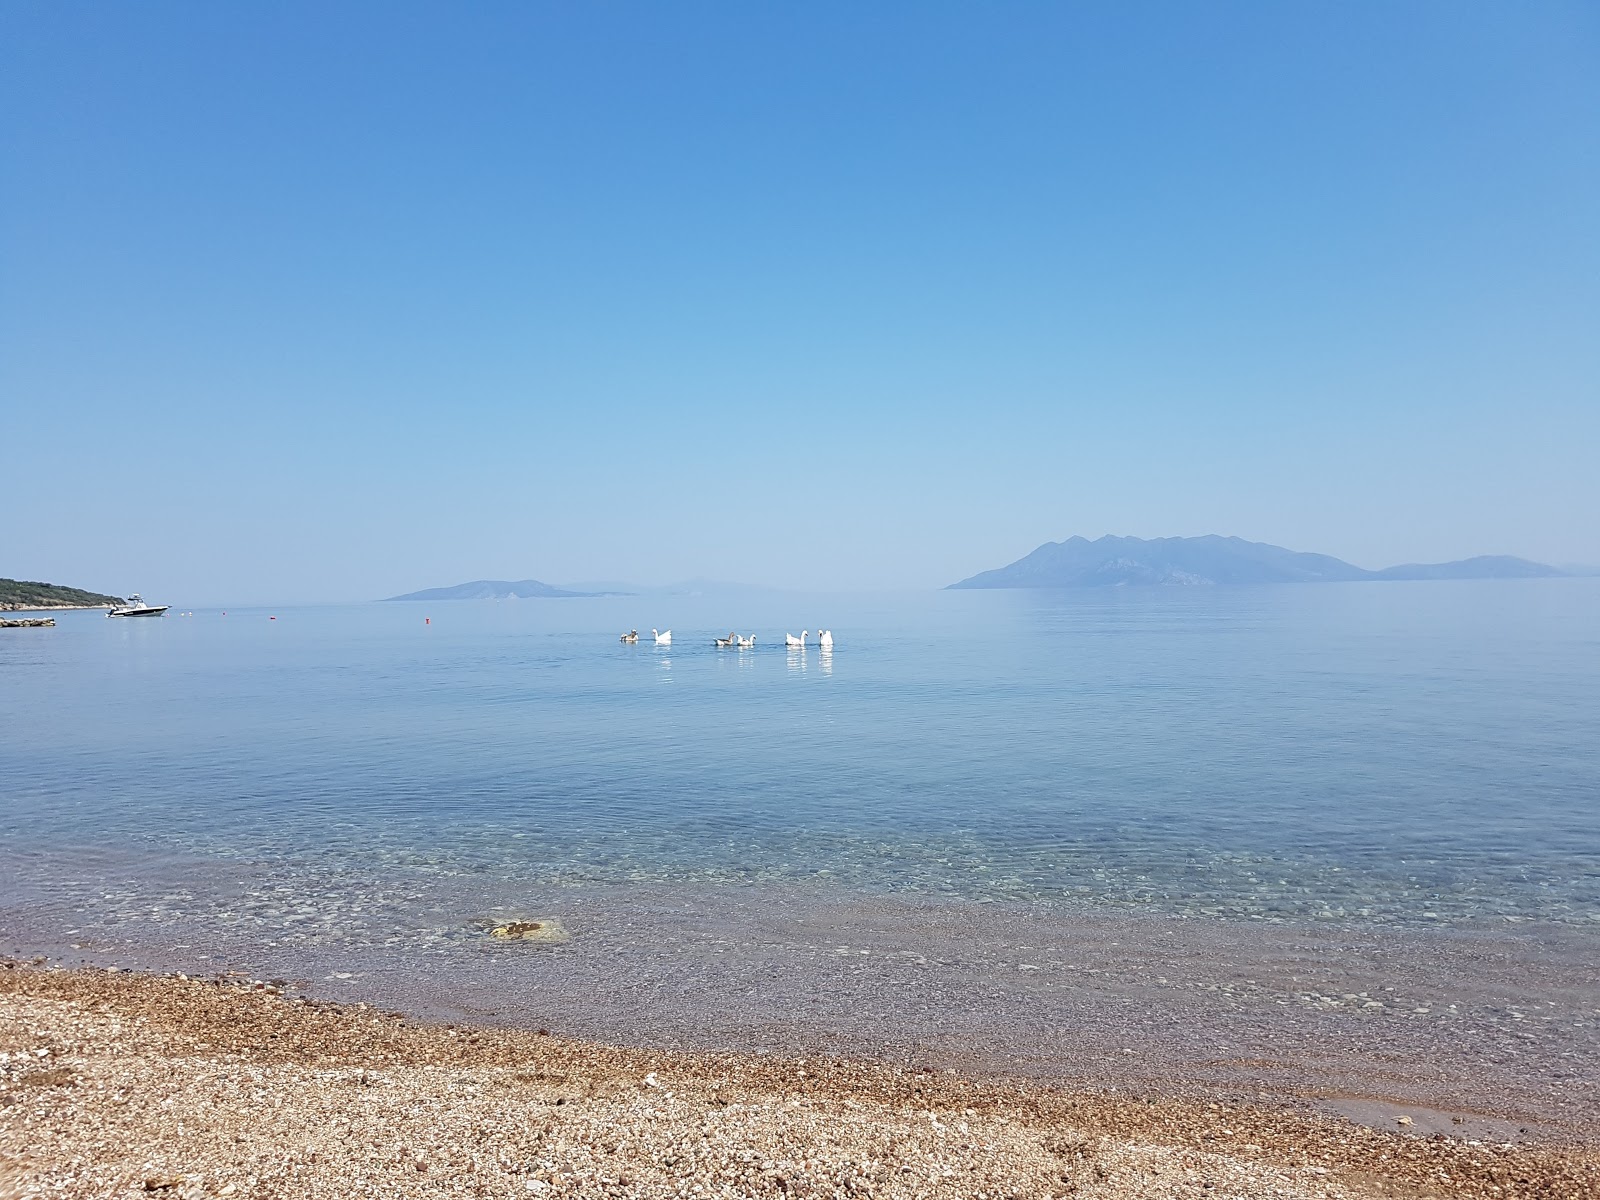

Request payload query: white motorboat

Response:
[108,594,169,618]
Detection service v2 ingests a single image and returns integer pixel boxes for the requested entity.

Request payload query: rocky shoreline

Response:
[0,604,110,613]
[1,962,1595,1199]
[0,618,57,628]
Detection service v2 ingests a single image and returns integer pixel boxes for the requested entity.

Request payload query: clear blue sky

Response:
[4,2,1597,602]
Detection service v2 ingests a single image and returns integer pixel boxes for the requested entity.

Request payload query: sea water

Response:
[2,582,1598,1123]
[3,581,1596,929]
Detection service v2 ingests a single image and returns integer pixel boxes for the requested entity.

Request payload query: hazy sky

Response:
[4,3,1597,602]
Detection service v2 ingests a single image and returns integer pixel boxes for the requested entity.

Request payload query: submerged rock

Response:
[488,918,570,944]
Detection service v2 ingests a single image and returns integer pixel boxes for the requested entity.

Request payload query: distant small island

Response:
[948,535,1565,589]
[384,579,618,602]
[385,576,796,602]
[1,577,126,611]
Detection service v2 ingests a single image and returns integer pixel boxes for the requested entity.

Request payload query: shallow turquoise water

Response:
[3,580,1596,931]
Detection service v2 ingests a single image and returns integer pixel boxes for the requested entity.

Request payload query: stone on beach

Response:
[488,918,570,943]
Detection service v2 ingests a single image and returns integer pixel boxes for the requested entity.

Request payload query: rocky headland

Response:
[0,578,123,611]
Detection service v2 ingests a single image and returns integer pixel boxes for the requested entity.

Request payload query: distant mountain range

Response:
[948,536,1566,589]
[387,543,1573,600]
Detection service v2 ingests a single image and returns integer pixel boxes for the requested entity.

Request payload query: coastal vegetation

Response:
[0,577,124,610]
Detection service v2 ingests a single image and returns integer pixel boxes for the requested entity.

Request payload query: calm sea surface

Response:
[3,582,1598,931]
[7,582,1600,1125]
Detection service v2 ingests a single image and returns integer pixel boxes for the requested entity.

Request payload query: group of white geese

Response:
[618,627,834,649]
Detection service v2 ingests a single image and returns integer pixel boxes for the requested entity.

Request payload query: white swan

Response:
[818,629,833,648]
[736,634,755,649]
[714,632,735,648]
[785,630,808,649]
[653,628,671,646]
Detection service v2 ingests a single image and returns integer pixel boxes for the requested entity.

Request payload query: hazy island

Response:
[0,577,125,611]
[384,578,612,602]
[949,535,1565,589]
[386,578,793,601]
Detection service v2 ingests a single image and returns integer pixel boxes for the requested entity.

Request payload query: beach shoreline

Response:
[5,857,1595,1146]
[2,962,1595,1199]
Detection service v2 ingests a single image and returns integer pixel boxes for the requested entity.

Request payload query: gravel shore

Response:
[1,963,1594,1199]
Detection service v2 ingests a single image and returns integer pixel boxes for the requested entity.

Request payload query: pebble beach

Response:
[2,963,1596,1200]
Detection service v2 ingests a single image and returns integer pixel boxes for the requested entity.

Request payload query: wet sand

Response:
[3,962,1596,1200]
